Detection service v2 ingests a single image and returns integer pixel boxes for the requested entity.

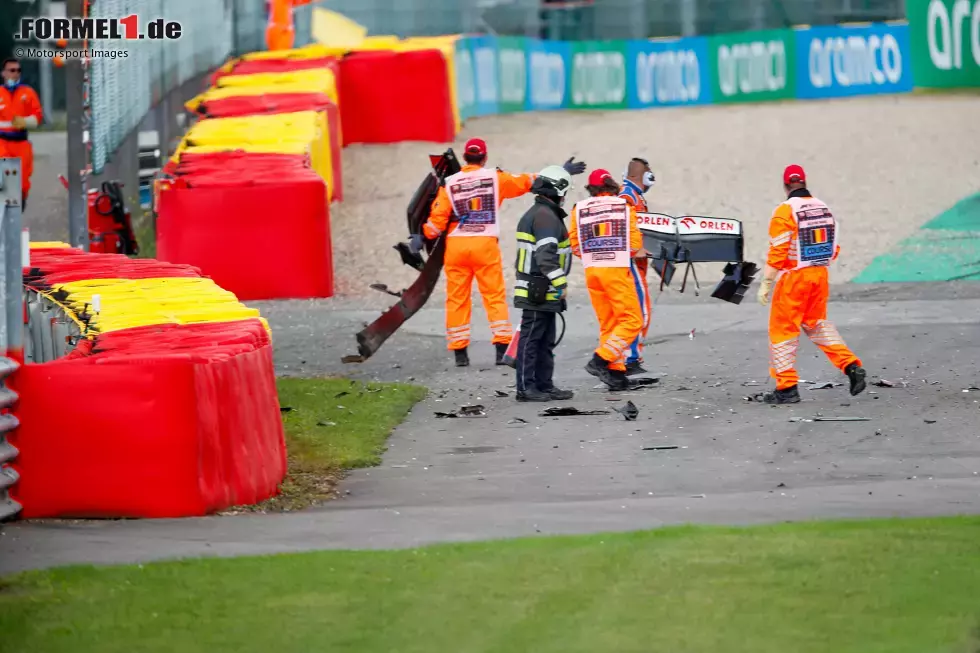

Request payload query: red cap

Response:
[464,138,487,157]
[588,168,615,186]
[783,164,806,185]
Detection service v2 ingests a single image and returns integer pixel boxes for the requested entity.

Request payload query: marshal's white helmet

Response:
[536,165,573,198]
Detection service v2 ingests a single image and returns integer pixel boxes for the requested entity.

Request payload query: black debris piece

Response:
[539,407,611,417]
[613,401,639,421]
[924,419,937,424]
[807,381,841,390]
[279,406,294,413]
[341,354,365,364]
[369,283,403,297]
[813,416,871,422]
[495,390,509,397]
[335,391,350,399]
[642,445,679,451]
[872,379,896,388]
[458,405,486,417]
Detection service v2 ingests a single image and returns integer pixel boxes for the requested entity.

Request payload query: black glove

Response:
[563,156,586,176]
[408,233,425,255]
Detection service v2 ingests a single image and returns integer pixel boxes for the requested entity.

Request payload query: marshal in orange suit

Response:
[421,138,537,368]
[757,164,867,404]
[1,58,43,211]
[569,169,645,391]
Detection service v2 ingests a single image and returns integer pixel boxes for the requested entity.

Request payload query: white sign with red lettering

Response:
[637,212,742,236]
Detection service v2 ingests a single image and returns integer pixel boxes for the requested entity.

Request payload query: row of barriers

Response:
[11,242,287,518]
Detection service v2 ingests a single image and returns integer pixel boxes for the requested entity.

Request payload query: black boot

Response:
[539,386,574,400]
[845,363,867,396]
[516,388,551,402]
[495,342,509,365]
[606,369,630,391]
[763,385,801,404]
[585,353,616,386]
[454,348,470,367]
[625,360,647,376]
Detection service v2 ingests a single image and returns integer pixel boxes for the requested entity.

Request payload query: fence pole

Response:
[65,0,89,251]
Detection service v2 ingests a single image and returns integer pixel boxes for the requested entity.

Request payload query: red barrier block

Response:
[338,49,454,145]
[9,321,286,518]
[156,163,333,300]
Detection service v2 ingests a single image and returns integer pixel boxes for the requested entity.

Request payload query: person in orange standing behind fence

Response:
[413,138,585,367]
[569,169,646,391]
[756,164,867,404]
[0,58,43,211]
[619,156,655,374]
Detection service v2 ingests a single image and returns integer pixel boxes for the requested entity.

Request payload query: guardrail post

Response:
[0,156,23,521]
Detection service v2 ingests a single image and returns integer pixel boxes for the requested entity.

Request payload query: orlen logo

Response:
[927,0,980,70]
[679,217,697,229]
[808,33,904,88]
[638,214,673,227]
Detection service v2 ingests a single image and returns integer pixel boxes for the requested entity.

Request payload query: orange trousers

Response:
[0,139,33,200]
[444,235,512,350]
[585,266,643,372]
[769,266,861,390]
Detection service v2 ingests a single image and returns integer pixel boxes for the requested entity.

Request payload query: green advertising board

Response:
[568,40,629,110]
[908,0,980,88]
[497,37,528,113]
[708,29,796,103]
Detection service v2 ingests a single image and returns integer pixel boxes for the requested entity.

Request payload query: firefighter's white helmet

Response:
[535,165,573,198]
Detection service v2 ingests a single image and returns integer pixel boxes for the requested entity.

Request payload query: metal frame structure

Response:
[0,157,24,521]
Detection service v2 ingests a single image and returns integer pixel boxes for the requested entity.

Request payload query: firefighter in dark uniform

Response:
[512,165,575,402]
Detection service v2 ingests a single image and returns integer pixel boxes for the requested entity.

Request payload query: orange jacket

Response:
[423,164,535,239]
[767,193,840,271]
[0,83,43,141]
[569,192,642,258]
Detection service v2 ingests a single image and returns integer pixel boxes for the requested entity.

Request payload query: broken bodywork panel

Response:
[353,149,462,360]
[636,212,758,303]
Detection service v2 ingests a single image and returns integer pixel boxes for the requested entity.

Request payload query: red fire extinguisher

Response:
[59,176,140,255]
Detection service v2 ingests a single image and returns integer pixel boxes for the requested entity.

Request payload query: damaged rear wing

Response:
[637,212,758,304]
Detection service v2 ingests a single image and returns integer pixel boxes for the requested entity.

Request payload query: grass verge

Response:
[2,517,980,652]
[235,377,426,512]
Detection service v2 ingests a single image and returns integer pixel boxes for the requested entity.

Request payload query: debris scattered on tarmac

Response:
[789,417,812,423]
[539,407,610,417]
[807,381,842,390]
[341,354,365,364]
[613,401,639,421]
[813,416,872,422]
[962,387,980,393]
[872,379,903,388]
[435,405,487,418]
[924,419,937,424]
[507,417,527,427]
[494,390,509,397]
[689,329,696,340]
[642,444,686,451]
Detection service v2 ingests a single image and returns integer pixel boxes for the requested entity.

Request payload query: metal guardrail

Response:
[0,157,24,521]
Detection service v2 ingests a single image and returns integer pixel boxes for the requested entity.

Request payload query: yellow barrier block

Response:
[30,241,72,249]
[54,277,266,335]
[214,69,338,103]
[172,110,333,202]
[185,82,338,114]
[238,43,345,63]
